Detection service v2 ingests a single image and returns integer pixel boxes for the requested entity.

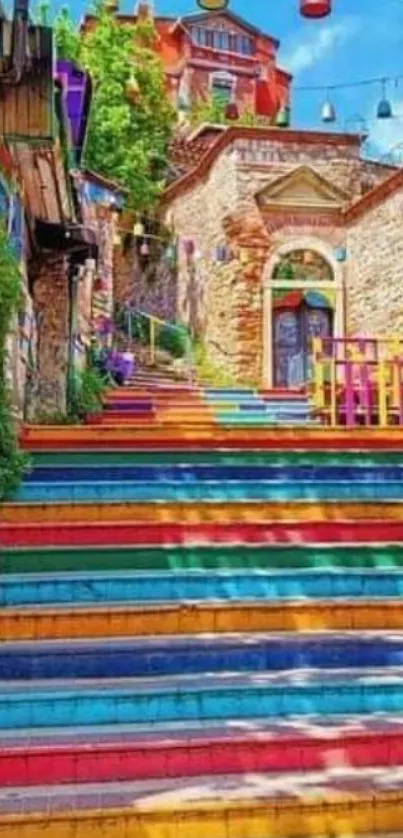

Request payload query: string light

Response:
[294,72,403,93]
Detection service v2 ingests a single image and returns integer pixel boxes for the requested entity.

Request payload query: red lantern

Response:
[300,0,331,18]
[196,0,229,9]
[225,101,239,121]
[94,277,107,292]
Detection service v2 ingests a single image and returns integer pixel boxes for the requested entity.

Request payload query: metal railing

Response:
[119,304,194,383]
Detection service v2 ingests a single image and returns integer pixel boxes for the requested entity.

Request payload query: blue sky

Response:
[48,0,403,158]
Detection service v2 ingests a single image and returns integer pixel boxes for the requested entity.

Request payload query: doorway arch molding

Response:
[262,236,345,388]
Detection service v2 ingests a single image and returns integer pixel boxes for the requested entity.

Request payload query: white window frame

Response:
[209,71,236,97]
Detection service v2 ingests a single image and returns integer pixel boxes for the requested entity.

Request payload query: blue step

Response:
[25,465,403,484]
[238,403,310,413]
[216,414,315,425]
[13,479,403,502]
[205,389,255,396]
[3,570,403,606]
[2,634,403,680]
[0,669,401,728]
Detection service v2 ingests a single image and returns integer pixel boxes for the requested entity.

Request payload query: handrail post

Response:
[378,359,388,427]
[312,337,324,409]
[149,317,156,366]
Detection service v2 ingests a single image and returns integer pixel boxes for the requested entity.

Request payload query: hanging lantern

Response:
[133,221,144,237]
[215,245,227,263]
[300,0,332,18]
[276,105,290,128]
[165,244,175,261]
[140,241,150,257]
[178,95,189,113]
[183,238,195,257]
[196,0,229,9]
[94,277,107,293]
[377,80,393,119]
[225,101,239,121]
[321,97,336,123]
[334,246,347,263]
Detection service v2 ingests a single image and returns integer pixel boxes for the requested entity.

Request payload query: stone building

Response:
[159,125,403,388]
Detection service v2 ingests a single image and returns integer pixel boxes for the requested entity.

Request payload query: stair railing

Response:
[312,336,403,426]
[121,304,194,383]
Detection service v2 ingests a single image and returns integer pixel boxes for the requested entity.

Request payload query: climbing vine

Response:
[0,221,29,499]
[54,2,176,209]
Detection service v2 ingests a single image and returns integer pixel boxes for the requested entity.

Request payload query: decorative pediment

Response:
[256,166,349,212]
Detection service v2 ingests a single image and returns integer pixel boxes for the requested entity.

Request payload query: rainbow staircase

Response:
[2,371,403,836]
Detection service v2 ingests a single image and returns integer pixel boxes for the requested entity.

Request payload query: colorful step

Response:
[2,500,403,525]
[4,569,403,606]
[3,633,403,680]
[20,424,403,450]
[13,478,403,502]
[6,378,403,836]
[1,669,403,729]
[0,784,402,838]
[3,519,403,547]
[2,543,403,574]
[1,716,403,786]
[28,450,403,465]
[24,463,403,482]
[3,599,403,641]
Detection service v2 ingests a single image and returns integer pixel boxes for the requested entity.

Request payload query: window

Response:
[240,36,254,55]
[273,250,334,283]
[211,72,233,106]
[190,26,255,56]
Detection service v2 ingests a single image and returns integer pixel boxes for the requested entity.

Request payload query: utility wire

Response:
[294,73,403,93]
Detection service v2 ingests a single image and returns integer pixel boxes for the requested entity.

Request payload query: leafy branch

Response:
[0,222,29,499]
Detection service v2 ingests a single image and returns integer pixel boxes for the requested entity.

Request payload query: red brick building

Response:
[84,2,291,124]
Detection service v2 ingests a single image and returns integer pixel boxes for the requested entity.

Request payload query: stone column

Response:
[223,212,270,385]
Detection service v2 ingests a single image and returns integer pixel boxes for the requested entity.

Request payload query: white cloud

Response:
[283,20,358,75]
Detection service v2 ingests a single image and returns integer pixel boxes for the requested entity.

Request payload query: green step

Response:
[2,544,403,574]
[30,451,403,467]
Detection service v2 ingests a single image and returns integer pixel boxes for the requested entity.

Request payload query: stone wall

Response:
[31,254,70,415]
[114,215,178,323]
[346,188,403,336]
[166,144,243,369]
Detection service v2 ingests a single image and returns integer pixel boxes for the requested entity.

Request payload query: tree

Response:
[53,4,176,209]
[0,222,28,499]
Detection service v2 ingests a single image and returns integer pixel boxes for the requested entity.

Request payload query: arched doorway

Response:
[270,248,337,388]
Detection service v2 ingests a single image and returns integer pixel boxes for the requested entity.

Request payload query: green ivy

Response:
[53,2,176,210]
[0,222,30,500]
[70,365,109,418]
[156,323,189,359]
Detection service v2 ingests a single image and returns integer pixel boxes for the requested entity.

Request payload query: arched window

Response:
[273,249,333,282]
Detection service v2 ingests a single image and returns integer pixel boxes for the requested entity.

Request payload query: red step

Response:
[1,725,403,786]
[1,520,402,547]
